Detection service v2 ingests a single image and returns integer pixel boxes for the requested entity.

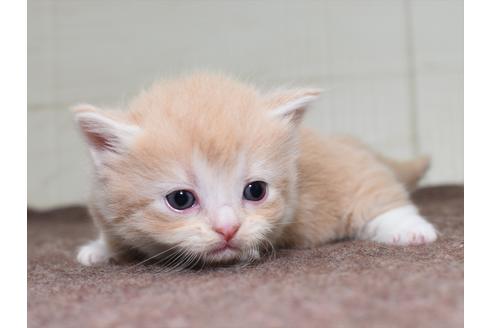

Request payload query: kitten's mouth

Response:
[207,243,238,256]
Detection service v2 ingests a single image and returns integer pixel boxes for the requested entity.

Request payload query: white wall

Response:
[27,0,463,208]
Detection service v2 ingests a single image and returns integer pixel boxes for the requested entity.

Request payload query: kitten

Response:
[73,73,437,267]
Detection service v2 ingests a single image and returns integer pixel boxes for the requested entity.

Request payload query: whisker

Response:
[175,250,196,272]
[124,244,181,271]
[151,248,183,273]
[182,252,199,272]
[173,250,197,273]
[240,244,257,269]
[194,253,204,271]
[198,253,207,272]
[259,239,271,262]
[186,252,201,271]
[160,249,188,273]
[264,238,277,261]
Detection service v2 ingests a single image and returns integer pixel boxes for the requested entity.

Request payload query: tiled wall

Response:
[27,0,463,208]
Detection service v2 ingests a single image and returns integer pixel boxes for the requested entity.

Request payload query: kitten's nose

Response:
[213,205,240,241]
[214,224,240,242]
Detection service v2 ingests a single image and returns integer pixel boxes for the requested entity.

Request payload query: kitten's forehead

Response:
[191,150,246,206]
[130,73,295,162]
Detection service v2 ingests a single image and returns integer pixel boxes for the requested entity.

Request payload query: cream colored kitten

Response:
[73,73,437,267]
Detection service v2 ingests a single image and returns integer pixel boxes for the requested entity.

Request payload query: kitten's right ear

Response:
[72,104,140,165]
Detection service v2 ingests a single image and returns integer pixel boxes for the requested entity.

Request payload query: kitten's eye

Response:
[165,190,196,211]
[243,181,267,201]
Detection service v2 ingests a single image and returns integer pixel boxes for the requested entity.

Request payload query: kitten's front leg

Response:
[76,234,113,266]
[357,204,437,245]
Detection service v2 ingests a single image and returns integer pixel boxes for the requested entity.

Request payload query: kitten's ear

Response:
[72,104,140,165]
[266,88,321,125]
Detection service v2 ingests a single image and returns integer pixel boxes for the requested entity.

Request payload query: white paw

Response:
[358,205,437,246]
[77,237,112,266]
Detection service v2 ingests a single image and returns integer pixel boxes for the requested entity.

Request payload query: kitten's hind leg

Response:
[77,234,112,266]
[357,205,437,245]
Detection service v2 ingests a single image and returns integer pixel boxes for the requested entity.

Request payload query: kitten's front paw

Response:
[359,205,437,246]
[77,238,112,266]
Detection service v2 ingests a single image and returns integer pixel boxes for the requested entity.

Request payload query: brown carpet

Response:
[27,186,463,328]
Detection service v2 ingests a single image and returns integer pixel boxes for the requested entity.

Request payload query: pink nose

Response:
[214,224,240,242]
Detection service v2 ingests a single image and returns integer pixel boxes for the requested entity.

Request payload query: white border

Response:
[0,0,27,327]
[464,1,492,327]
[12,1,478,327]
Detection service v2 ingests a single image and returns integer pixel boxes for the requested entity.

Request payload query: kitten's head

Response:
[74,73,319,265]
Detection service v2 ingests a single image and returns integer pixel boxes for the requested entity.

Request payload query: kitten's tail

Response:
[378,154,431,191]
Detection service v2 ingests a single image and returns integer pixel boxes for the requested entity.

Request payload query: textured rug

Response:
[27,186,463,328]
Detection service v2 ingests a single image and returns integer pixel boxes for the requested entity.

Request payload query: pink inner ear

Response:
[85,130,113,151]
[79,121,115,152]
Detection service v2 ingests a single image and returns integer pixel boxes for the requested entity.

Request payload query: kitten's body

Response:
[280,132,431,247]
[74,73,436,267]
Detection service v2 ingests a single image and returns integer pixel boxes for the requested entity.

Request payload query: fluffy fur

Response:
[73,73,436,267]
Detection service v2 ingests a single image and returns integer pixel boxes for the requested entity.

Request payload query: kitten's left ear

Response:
[265,88,321,125]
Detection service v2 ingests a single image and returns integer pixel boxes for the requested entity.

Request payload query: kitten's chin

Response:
[203,245,241,264]
[203,248,260,265]
[202,244,261,265]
